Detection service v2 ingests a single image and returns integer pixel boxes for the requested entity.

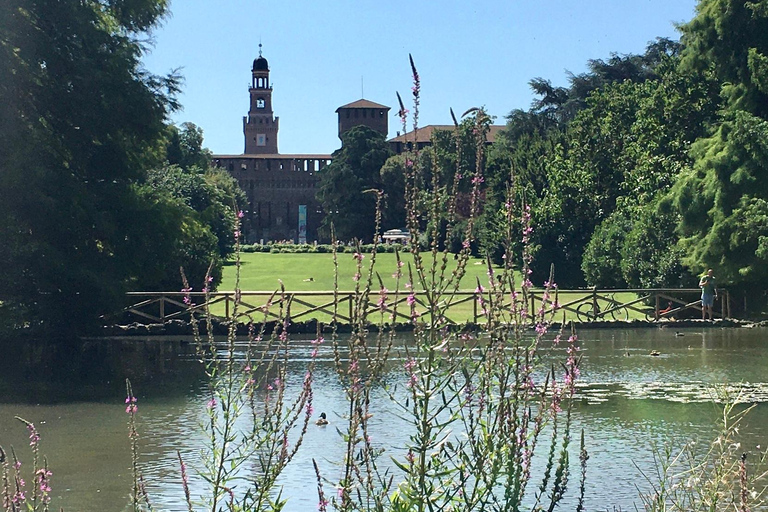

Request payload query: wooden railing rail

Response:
[121,288,731,324]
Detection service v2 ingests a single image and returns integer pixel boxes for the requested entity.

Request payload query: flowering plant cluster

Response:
[1,418,52,512]
[308,56,586,512]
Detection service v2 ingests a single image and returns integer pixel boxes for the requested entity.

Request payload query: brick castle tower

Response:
[243,44,279,154]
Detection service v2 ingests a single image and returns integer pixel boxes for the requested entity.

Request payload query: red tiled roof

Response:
[388,125,506,144]
[336,99,390,111]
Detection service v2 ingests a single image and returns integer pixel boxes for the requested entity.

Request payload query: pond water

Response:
[2,327,768,511]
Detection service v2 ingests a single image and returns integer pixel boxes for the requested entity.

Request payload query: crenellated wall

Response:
[213,155,330,243]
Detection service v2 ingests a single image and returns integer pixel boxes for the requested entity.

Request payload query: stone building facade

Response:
[213,48,390,243]
[212,153,330,243]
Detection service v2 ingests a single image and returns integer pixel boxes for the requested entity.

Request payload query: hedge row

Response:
[239,243,409,254]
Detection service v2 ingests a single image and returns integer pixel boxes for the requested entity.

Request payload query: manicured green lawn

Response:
[213,252,509,322]
[212,253,654,323]
[220,252,502,292]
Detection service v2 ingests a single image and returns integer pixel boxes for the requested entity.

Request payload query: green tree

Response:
[0,0,184,332]
[379,154,408,230]
[669,112,768,286]
[666,0,768,300]
[679,0,768,116]
[121,187,222,291]
[148,123,246,261]
[316,126,391,241]
[574,62,717,287]
[581,208,632,288]
[165,122,214,171]
[620,201,690,289]
[480,39,682,280]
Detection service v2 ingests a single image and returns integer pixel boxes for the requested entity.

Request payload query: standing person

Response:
[699,269,718,320]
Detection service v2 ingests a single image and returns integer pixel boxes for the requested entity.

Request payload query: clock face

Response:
[257,134,266,146]
[256,98,265,109]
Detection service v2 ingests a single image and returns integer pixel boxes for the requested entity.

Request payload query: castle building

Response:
[212,47,390,243]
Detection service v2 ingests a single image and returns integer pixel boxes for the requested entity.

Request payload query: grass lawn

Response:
[220,252,502,292]
[212,253,654,323]
[213,252,505,322]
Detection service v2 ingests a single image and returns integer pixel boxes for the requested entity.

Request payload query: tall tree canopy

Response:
[147,123,246,262]
[664,0,768,291]
[0,0,200,332]
[481,38,696,286]
[316,126,392,242]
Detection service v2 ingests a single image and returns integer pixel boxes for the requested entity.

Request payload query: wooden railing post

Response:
[592,288,598,319]
[720,292,726,319]
[473,291,478,324]
[159,295,165,321]
[655,293,659,321]
[286,293,293,323]
[530,293,535,321]
[225,294,230,319]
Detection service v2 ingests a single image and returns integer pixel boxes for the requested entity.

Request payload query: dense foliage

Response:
[147,123,247,265]
[376,0,767,315]
[479,37,721,289]
[0,1,238,333]
[316,126,392,242]
[472,0,767,314]
[665,0,768,296]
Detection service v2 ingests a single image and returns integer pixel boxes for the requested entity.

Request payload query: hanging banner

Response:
[298,204,307,244]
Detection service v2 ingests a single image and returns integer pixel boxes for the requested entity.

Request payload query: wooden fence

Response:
[121,288,731,325]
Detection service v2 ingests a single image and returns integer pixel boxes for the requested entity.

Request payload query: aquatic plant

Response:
[638,392,768,512]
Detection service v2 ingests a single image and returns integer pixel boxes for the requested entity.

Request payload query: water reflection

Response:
[0,337,205,403]
[1,327,767,511]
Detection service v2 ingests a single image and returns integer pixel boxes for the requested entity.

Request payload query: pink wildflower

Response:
[125,396,137,414]
[377,287,388,311]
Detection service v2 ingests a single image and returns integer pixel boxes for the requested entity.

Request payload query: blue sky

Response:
[141,0,698,156]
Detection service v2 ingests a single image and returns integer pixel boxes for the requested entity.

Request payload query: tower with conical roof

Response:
[244,44,279,154]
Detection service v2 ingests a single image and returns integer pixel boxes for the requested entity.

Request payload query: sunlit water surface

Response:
[2,327,768,511]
